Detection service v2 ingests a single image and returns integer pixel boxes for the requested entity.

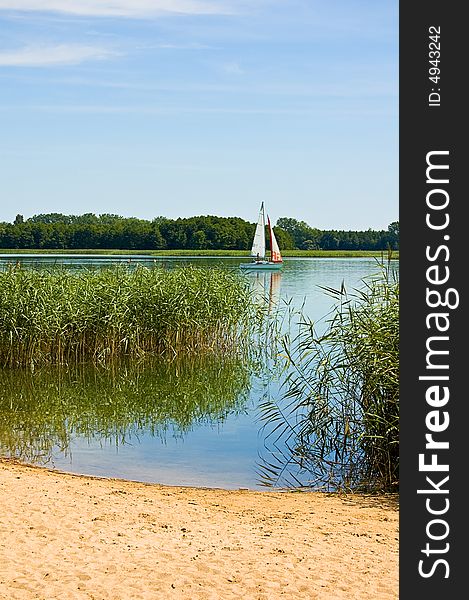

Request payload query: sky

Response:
[0,0,398,230]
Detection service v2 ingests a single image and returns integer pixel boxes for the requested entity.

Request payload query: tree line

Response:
[0,213,399,251]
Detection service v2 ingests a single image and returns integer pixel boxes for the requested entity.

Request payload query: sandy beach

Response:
[0,459,398,599]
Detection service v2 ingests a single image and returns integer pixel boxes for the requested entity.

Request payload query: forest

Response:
[0,213,399,252]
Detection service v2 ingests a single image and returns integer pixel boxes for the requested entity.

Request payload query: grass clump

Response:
[259,263,399,492]
[0,264,255,366]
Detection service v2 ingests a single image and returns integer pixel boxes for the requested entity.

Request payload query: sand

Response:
[0,459,398,599]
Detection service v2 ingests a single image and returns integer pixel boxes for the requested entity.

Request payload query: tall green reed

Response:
[0,264,257,366]
[259,261,399,491]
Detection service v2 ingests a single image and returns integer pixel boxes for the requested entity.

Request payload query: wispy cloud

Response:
[0,1,235,18]
[0,104,396,117]
[0,44,119,66]
[152,42,213,50]
[0,71,398,97]
[222,61,244,75]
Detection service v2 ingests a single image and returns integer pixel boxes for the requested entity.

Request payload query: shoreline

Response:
[1,458,398,599]
[0,248,399,259]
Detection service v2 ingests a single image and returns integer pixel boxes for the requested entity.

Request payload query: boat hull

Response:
[240,261,283,270]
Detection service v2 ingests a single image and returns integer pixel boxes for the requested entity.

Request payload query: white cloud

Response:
[152,42,213,49]
[0,44,119,66]
[0,1,234,17]
[222,61,244,75]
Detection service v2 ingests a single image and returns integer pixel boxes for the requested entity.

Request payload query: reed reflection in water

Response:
[0,355,252,467]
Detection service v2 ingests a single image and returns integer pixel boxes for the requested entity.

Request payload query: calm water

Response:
[0,254,398,489]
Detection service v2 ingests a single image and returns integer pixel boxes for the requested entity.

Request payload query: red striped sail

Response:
[267,216,283,263]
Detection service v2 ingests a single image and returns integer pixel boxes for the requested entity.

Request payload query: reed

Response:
[0,264,256,366]
[259,261,399,492]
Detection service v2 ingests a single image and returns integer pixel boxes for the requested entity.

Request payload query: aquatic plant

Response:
[0,355,252,462]
[0,264,256,366]
[259,262,399,492]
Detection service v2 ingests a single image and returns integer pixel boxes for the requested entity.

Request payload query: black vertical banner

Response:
[400,2,466,598]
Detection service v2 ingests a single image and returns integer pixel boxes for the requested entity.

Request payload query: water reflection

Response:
[245,270,282,314]
[0,355,252,465]
[0,255,398,489]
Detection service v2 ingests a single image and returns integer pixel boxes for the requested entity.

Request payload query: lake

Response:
[0,254,398,489]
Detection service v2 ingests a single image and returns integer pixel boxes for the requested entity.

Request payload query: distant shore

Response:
[0,248,399,259]
[0,459,398,599]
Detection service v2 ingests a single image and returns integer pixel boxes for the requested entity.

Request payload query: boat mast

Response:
[267,215,273,260]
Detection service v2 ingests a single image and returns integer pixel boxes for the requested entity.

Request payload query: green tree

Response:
[276,217,320,249]
[0,212,399,252]
[386,221,399,250]
[28,213,73,224]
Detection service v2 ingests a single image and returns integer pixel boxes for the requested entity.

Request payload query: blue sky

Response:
[0,1,398,230]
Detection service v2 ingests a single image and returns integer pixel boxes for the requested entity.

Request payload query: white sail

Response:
[268,216,282,263]
[250,202,266,258]
[240,203,283,270]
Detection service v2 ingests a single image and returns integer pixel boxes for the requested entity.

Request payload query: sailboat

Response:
[240,202,283,270]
